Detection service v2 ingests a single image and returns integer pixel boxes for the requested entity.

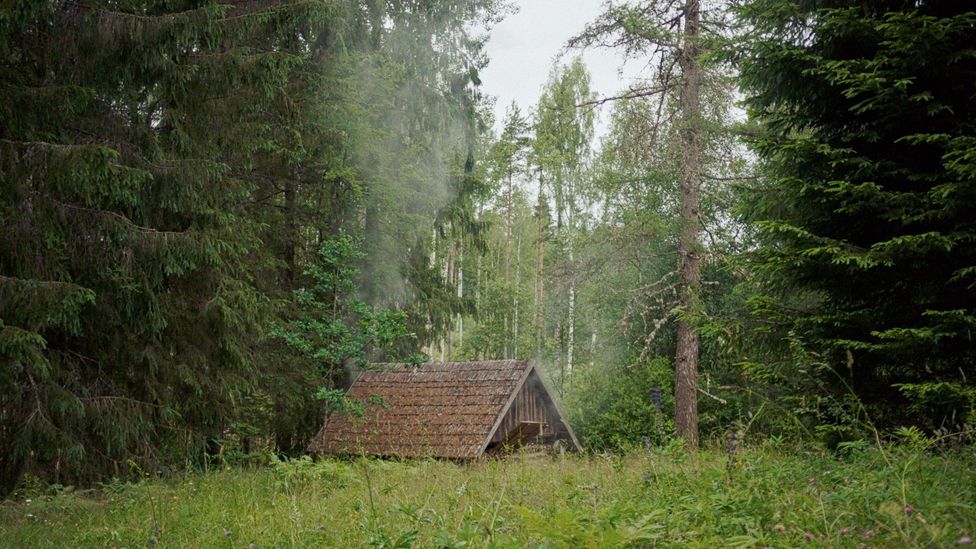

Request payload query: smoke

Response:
[341,2,499,309]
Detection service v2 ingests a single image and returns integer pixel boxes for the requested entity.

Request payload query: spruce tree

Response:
[0,0,330,489]
[737,1,976,423]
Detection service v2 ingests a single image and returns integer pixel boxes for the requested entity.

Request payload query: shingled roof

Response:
[308,359,579,459]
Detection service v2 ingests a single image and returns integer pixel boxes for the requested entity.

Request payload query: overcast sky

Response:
[479,0,644,139]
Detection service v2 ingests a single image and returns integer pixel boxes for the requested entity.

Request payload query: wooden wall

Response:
[489,374,573,447]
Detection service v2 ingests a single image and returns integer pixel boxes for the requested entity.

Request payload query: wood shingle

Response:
[308,360,580,458]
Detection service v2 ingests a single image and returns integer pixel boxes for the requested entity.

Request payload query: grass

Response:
[1,444,974,548]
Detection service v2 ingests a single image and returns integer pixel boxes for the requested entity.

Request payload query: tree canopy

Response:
[736,0,976,427]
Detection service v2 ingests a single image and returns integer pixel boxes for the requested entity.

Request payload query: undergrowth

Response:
[0,444,973,548]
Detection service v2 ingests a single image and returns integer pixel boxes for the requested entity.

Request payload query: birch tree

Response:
[533,59,595,389]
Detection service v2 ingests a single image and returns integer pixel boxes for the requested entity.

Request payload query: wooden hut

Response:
[308,359,581,458]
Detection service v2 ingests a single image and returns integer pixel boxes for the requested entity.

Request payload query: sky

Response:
[479,0,644,140]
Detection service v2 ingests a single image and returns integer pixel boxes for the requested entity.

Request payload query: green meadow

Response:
[2,445,974,548]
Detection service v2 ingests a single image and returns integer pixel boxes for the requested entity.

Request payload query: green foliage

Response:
[895,382,976,435]
[275,233,412,384]
[0,0,336,491]
[270,233,411,447]
[0,0,505,491]
[2,449,976,547]
[735,1,976,427]
[567,358,675,451]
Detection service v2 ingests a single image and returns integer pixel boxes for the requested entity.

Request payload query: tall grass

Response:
[1,444,974,547]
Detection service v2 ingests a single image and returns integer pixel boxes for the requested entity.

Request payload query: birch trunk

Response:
[513,234,521,358]
[674,0,702,451]
[427,224,437,358]
[590,332,596,369]
[504,172,513,284]
[566,234,575,381]
[446,239,455,360]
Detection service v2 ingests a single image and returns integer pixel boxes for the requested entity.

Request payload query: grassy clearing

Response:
[1,445,974,548]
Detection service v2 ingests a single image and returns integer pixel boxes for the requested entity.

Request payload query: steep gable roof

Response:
[308,360,576,458]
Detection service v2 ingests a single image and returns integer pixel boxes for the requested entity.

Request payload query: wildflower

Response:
[773,523,785,533]
[223,529,232,537]
[959,536,972,545]
[904,504,914,516]
[864,530,876,538]
[804,532,815,541]
[839,527,850,537]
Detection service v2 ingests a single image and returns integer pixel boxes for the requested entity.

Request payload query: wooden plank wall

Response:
[491,378,556,443]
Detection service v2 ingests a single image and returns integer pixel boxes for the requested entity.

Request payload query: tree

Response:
[0,0,510,490]
[533,58,595,391]
[736,1,976,426]
[571,0,741,450]
[489,103,531,286]
[275,233,414,396]
[0,1,329,489]
[673,0,704,452]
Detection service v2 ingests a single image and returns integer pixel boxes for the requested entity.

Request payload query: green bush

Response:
[566,356,675,451]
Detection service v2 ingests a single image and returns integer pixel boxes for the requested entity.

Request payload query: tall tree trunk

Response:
[504,171,513,284]
[566,238,575,381]
[674,0,702,451]
[513,234,521,358]
[457,240,464,353]
[283,179,297,288]
[430,224,437,265]
[534,190,545,361]
[446,239,456,359]
[556,323,565,395]
[590,332,596,369]
[565,175,576,382]
[428,224,437,358]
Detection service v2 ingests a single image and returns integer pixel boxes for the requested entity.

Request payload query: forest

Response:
[1,0,975,546]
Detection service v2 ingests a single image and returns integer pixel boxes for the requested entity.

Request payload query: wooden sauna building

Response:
[308,360,581,458]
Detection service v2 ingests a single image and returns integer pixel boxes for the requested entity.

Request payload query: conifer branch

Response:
[0,274,87,290]
[36,193,186,237]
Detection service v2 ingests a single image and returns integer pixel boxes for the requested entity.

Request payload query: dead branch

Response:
[576,83,677,108]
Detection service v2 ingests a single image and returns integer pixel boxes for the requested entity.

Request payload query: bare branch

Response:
[697,385,728,404]
[702,173,758,182]
[577,83,677,108]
